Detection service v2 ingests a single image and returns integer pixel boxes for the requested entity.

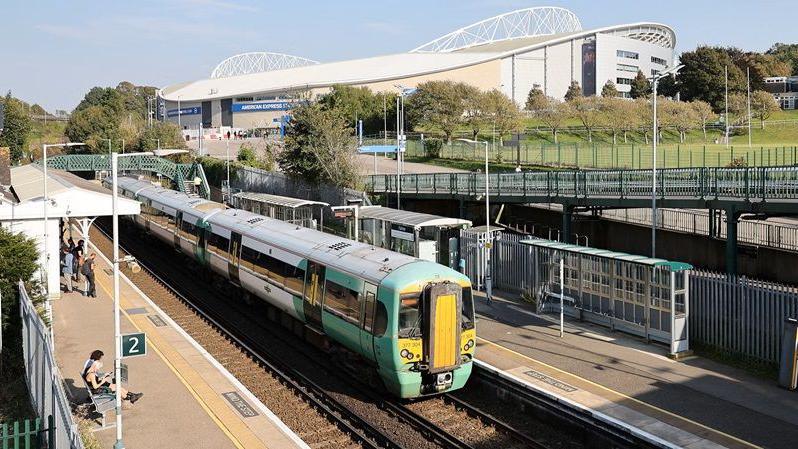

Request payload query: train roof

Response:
[115,177,422,284]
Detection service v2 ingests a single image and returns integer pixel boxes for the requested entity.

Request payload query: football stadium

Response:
[157,7,676,131]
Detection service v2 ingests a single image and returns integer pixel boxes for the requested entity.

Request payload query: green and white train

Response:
[111,177,476,398]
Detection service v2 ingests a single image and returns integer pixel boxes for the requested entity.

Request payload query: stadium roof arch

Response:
[210,52,319,78]
[160,8,675,102]
[411,6,583,53]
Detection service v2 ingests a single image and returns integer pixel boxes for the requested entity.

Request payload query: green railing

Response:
[367,166,798,203]
[361,138,798,170]
[43,154,210,199]
[0,418,47,449]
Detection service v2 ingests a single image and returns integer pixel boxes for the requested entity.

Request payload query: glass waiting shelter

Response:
[346,206,471,267]
[521,239,692,355]
[232,191,328,230]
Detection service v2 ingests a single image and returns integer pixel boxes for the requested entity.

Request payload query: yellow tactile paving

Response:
[92,258,278,449]
[477,338,761,449]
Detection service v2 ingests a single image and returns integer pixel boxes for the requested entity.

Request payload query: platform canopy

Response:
[519,238,692,271]
[357,205,471,229]
[0,164,140,220]
[232,191,328,209]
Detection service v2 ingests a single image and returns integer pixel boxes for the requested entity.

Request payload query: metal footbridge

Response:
[366,166,798,274]
[42,154,211,199]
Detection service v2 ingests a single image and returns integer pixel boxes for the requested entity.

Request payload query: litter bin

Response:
[778,318,798,390]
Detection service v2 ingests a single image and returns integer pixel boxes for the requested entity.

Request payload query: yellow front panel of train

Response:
[433,293,457,369]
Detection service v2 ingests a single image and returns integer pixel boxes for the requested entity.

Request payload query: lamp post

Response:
[42,142,85,318]
[457,138,492,304]
[111,151,153,449]
[648,64,683,259]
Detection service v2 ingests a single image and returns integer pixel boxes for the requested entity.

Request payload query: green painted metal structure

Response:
[42,154,211,199]
[366,167,798,275]
[0,418,48,449]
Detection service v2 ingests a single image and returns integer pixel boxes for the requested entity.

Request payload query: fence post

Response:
[48,414,55,449]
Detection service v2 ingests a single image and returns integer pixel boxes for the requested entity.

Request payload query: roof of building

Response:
[160,6,675,103]
[233,191,329,209]
[357,206,472,229]
[0,164,140,220]
[519,238,693,271]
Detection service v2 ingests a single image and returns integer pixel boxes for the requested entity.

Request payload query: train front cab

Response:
[377,263,475,398]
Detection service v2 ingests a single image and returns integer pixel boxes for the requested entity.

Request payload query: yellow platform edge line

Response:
[477,337,763,449]
[94,273,249,449]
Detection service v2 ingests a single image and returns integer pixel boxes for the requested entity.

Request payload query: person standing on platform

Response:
[73,239,85,283]
[82,253,97,298]
[62,248,74,293]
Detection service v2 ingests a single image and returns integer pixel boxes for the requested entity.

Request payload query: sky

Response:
[1,0,794,112]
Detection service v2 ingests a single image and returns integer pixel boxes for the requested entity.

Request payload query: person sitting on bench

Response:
[82,350,143,404]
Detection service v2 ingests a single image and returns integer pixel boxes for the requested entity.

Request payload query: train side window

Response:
[461,287,475,330]
[284,264,305,296]
[373,301,388,338]
[323,279,360,324]
[362,290,376,332]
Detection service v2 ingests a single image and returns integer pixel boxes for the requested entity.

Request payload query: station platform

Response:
[52,239,308,449]
[473,291,798,449]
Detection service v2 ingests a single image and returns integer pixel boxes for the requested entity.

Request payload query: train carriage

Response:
[109,177,475,398]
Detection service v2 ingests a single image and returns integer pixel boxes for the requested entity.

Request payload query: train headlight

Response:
[400,349,409,358]
[463,339,474,351]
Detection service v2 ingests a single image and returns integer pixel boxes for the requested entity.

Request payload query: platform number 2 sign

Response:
[122,333,147,358]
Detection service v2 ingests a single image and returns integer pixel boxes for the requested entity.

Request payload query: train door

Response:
[228,231,242,286]
[173,211,182,249]
[423,282,462,374]
[303,262,325,328]
[359,283,378,360]
[195,224,208,265]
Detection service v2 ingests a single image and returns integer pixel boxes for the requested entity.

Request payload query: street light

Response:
[42,142,85,320]
[457,138,492,304]
[111,151,153,449]
[394,85,416,209]
[648,63,683,258]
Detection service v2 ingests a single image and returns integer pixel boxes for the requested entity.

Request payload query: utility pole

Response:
[725,66,730,148]
[747,67,752,148]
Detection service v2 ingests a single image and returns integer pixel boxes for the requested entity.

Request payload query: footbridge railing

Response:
[43,154,210,199]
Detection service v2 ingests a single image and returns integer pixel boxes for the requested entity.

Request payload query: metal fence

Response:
[598,208,798,252]
[690,270,798,364]
[460,233,798,364]
[364,134,798,170]
[19,281,84,449]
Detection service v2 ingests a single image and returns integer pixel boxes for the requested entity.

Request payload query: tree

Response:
[600,81,619,98]
[137,122,186,151]
[630,71,651,99]
[660,100,698,143]
[726,92,749,127]
[279,103,359,189]
[766,43,798,76]
[0,227,39,329]
[571,96,602,142]
[525,87,546,110]
[65,105,121,152]
[461,85,486,140]
[677,46,746,111]
[735,53,791,90]
[534,98,571,143]
[564,81,582,102]
[601,97,632,145]
[483,89,521,145]
[318,85,388,134]
[690,100,715,141]
[750,90,780,128]
[635,98,654,144]
[406,80,466,142]
[0,92,32,163]
[657,74,679,98]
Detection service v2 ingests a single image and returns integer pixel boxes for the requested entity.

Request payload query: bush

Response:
[727,157,748,168]
[423,138,443,158]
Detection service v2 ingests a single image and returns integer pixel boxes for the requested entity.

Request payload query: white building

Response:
[158,7,675,131]
[0,161,139,300]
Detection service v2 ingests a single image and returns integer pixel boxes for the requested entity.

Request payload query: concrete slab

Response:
[52,235,307,449]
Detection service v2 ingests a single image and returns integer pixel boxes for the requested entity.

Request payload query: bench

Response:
[80,372,116,430]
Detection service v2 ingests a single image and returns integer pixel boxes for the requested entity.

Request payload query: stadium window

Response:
[651,56,667,65]
[651,69,661,77]
[254,95,276,101]
[616,50,639,59]
[616,77,633,85]
[323,278,361,324]
[619,91,631,98]
[234,97,254,102]
[617,63,638,73]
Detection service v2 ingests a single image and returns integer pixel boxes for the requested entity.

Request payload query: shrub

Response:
[423,138,443,158]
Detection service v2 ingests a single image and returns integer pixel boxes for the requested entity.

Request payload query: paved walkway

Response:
[473,290,798,449]
[53,238,307,449]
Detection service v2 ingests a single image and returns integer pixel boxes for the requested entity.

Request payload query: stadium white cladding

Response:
[158,7,675,130]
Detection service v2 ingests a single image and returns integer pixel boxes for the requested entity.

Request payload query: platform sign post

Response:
[121,333,147,358]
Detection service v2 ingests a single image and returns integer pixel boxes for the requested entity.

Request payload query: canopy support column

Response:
[562,205,574,244]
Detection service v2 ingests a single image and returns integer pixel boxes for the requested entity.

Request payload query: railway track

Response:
[91,219,586,448]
